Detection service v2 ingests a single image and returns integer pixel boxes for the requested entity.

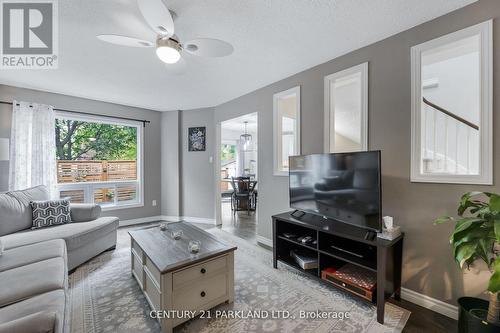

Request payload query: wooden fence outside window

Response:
[57,160,137,204]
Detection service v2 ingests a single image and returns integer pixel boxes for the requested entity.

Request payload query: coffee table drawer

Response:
[173,255,227,287]
[131,240,145,262]
[132,251,144,288]
[144,268,161,311]
[145,257,161,288]
[173,272,227,310]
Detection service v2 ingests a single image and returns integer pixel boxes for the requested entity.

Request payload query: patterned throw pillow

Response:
[31,199,72,229]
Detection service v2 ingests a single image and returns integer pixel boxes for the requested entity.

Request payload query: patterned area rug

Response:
[69,223,410,333]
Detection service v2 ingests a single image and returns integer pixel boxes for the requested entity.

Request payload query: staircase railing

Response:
[421,98,479,174]
[423,98,478,130]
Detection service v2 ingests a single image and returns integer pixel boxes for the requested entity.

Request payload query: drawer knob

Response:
[201,291,206,297]
[201,268,206,274]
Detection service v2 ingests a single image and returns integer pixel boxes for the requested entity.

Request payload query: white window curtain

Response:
[8,100,57,197]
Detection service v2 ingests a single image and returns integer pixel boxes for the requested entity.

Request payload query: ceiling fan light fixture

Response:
[156,37,181,64]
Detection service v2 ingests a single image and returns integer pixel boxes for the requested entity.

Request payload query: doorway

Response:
[215,113,258,241]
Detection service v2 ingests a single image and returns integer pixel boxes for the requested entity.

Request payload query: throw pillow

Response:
[31,199,72,229]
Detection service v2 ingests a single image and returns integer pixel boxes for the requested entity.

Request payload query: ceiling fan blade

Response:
[137,0,174,36]
[97,34,154,47]
[164,56,187,75]
[182,38,233,57]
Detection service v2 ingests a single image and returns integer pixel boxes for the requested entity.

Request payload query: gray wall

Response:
[214,0,500,303]
[161,110,180,217]
[179,108,215,219]
[0,85,162,221]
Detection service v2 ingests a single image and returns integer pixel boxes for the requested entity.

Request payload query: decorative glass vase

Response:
[188,240,201,253]
[170,230,183,240]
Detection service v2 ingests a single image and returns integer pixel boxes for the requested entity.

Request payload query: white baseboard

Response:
[160,215,183,222]
[119,215,163,227]
[256,235,273,248]
[120,215,216,226]
[400,287,458,320]
[180,216,216,224]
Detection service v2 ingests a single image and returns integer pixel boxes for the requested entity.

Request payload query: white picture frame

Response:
[273,86,301,176]
[324,62,369,153]
[410,20,493,184]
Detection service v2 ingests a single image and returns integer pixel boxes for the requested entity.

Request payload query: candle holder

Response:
[188,240,201,253]
[170,230,183,240]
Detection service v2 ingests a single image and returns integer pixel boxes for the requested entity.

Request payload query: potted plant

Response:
[435,192,500,332]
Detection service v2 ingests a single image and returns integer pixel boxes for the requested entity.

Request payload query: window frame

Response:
[410,20,493,185]
[273,86,301,176]
[324,62,369,153]
[55,111,144,210]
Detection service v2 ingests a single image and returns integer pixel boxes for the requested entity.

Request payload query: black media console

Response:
[272,211,404,325]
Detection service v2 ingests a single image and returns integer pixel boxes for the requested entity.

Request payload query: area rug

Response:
[68,223,410,333]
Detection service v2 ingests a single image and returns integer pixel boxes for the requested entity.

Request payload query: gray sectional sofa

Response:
[0,185,120,333]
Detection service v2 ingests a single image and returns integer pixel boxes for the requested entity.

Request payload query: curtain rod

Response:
[0,101,151,127]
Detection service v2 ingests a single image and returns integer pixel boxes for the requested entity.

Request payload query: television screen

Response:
[289,151,381,231]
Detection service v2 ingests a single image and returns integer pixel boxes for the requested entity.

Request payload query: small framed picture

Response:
[188,127,206,151]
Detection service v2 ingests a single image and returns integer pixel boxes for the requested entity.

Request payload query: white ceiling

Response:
[222,113,257,133]
[0,0,476,111]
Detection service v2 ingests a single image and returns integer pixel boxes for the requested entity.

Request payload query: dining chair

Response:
[231,177,252,215]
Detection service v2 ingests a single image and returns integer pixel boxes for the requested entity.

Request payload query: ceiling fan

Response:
[96,0,233,65]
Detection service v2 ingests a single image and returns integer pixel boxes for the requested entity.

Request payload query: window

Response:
[324,63,368,153]
[273,86,300,176]
[55,112,143,209]
[411,20,492,184]
[221,143,237,183]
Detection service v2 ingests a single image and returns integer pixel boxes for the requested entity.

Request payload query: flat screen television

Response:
[289,151,382,232]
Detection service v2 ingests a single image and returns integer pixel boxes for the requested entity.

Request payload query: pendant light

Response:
[240,121,252,151]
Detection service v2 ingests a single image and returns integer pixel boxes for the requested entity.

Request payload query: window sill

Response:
[410,174,493,185]
[101,203,144,211]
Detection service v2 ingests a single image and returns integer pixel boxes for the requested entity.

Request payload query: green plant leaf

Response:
[488,257,500,293]
[494,219,500,243]
[477,239,494,265]
[455,243,477,269]
[452,218,485,236]
[471,205,490,216]
[452,224,492,249]
[434,216,453,225]
[491,194,500,213]
[458,192,491,216]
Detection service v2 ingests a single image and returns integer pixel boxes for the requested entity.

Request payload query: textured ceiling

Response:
[222,113,258,132]
[0,0,476,111]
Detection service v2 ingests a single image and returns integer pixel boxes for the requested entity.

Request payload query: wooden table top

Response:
[129,222,237,274]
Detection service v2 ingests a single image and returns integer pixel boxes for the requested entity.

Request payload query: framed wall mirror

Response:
[273,86,301,176]
[324,62,368,154]
[410,20,492,184]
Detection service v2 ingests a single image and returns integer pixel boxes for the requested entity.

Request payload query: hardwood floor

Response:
[389,299,457,332]
[217,201,257,242]
[192,203,458,333]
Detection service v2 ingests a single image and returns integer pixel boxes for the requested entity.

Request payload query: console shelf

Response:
[277,235,318,251]
[272,211,404,325]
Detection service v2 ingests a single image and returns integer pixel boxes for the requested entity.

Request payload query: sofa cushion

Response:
[0,257,65,307]
[0,290,65,333]
[31,199,71,229]
[2,216,119,252]
[0,311,57,333]
[0,185,49,236]
[0,239,66,273]
[70,203,101,222]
